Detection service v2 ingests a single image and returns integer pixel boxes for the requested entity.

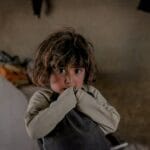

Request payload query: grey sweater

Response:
[25,85,120,139]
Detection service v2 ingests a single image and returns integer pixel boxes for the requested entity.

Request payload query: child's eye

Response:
[75,68,82,74]
[53,67,66,75]
[58,68,66,74]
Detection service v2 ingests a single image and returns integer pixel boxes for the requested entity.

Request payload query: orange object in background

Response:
[0,64,29,86]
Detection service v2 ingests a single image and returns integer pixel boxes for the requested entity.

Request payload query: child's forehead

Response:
[53,59,84,67]
[50,52,86,70]
[56,64,84,69]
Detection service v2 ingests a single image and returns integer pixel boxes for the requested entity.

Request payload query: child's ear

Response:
[84,74,92,84]
[84,70,95,84]
[88,74,93,82]
[88,73,96,84]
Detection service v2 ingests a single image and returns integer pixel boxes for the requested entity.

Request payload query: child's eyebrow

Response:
[68,64,84,68]
[71,67,84,69]
[54,67,84,70]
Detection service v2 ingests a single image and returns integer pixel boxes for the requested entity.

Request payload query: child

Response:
[25,28,120,150]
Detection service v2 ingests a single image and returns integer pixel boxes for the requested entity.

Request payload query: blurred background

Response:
[0,0,150,149]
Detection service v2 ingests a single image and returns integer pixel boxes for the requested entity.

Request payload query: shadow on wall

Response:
[94,71,150,147]
[32,0,54,18]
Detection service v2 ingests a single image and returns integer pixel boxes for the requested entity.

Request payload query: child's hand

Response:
[74,86,95,98]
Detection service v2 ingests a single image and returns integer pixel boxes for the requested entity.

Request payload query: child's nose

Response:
[64,74,72,85]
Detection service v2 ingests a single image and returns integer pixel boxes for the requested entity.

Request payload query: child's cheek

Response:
[50,75,64,93]
[76,80,84,88]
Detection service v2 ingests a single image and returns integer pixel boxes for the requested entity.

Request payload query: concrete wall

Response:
[0,0,150,75]
[0,0,150,146]
[0,0,149,69]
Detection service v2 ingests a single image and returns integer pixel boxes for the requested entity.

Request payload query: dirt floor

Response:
[94,72,150,148]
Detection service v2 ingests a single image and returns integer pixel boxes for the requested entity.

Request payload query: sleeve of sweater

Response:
[76,85,120,135]
[24,87,77,139]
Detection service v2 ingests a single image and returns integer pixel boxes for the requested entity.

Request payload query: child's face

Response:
[50,67,85,93]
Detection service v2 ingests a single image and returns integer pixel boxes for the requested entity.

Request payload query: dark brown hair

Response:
[32,28,98,87]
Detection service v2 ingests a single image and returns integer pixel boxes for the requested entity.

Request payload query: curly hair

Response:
[32,28,98,87]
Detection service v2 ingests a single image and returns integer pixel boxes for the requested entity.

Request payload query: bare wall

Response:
[0,0,149,72]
